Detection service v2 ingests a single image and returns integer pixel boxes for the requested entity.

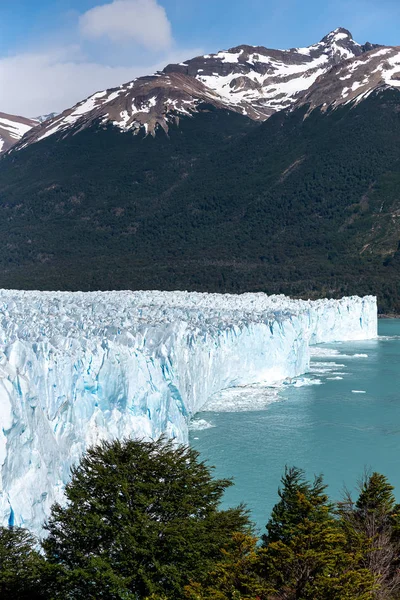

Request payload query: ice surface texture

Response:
[0,290,377,533]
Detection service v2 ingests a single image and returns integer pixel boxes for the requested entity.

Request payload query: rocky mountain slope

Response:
[15,28,380,149]
[0,112,37,152]
[18,73,240,147]
[164,28,378,117]
[297,45,400,110]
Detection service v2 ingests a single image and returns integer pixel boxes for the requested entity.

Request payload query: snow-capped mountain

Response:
[15,28,381,149]
[296,46,400,111]
[164,28,377,118]
[18,72,242,148]
[2,28,400,305]
[0,112,38,152]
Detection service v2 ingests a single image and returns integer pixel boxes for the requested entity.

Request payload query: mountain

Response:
[16,28,378,148]
[297,45,400,110]
[163,28,378,118]
[0,112,37,152]
[18,73,244,146]
[35,112,58,123]
[2,29,400,312]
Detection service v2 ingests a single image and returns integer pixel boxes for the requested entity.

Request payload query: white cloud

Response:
[0,0,203,117]
[0,46,202,117]
[0,50,133,117]
[79,0,173,50]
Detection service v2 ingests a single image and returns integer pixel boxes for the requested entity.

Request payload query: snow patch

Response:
[0,117,33,140]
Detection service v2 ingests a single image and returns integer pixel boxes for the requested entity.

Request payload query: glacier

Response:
[0,290,377,534]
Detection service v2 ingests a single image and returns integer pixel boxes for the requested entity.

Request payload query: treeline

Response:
[2,438,400,599]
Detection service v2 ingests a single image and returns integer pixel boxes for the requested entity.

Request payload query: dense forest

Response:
[2,437,400,599]
[1,90,400,310]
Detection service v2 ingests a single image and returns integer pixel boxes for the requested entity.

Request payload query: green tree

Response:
[259,467,375,600]
[184,532,267,600]
[338,472,400,599]
[0,526,46,599]
[262,466,330,547]
[43,437,251,600]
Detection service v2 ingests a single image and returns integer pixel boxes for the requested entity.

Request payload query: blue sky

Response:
[0,0,399,116]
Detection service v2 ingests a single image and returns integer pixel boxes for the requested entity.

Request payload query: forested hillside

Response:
[1,90,400,311]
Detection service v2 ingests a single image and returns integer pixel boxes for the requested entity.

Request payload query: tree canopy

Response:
[42,437,251,599]
[0,526,46,600]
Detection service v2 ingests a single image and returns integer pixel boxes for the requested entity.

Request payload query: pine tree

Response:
[0,526,46,599]
[43,437,251,600]
[259,467,375,600]
[262,467,331,547]
[339,472,400,598]
[356,472,400,518]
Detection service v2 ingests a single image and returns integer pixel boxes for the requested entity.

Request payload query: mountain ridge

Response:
[8,27,385,152]
[295,45,400,110]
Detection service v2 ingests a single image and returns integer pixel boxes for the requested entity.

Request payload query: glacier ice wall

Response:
[0,290,377,533]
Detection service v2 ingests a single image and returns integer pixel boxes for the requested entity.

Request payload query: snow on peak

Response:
[35,112,58,124]
[326,27,354,41]
[163,28,369,119]
[10,28,385,150]
[296,45,400,112]
[0,112,38,153]
[17,72,239,148]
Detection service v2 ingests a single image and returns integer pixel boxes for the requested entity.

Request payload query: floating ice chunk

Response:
[339,353,369,359]
[189,419,215,431]
[310,361,346,374]
[310,347,342,357]
[292,378,322,387]
[204,386,280,412]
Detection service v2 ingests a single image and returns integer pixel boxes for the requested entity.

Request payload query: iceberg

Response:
[0,290,377,533]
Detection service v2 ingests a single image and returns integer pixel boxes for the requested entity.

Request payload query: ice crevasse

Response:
[0,290,377,533]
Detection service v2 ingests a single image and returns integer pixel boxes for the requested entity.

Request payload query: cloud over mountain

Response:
[0,0,197,116]
[79,0,173,50]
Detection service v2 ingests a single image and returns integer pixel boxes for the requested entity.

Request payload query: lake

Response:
[190,319,400,534]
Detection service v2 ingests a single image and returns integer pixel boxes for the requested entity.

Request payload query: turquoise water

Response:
[190,320,400,534]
